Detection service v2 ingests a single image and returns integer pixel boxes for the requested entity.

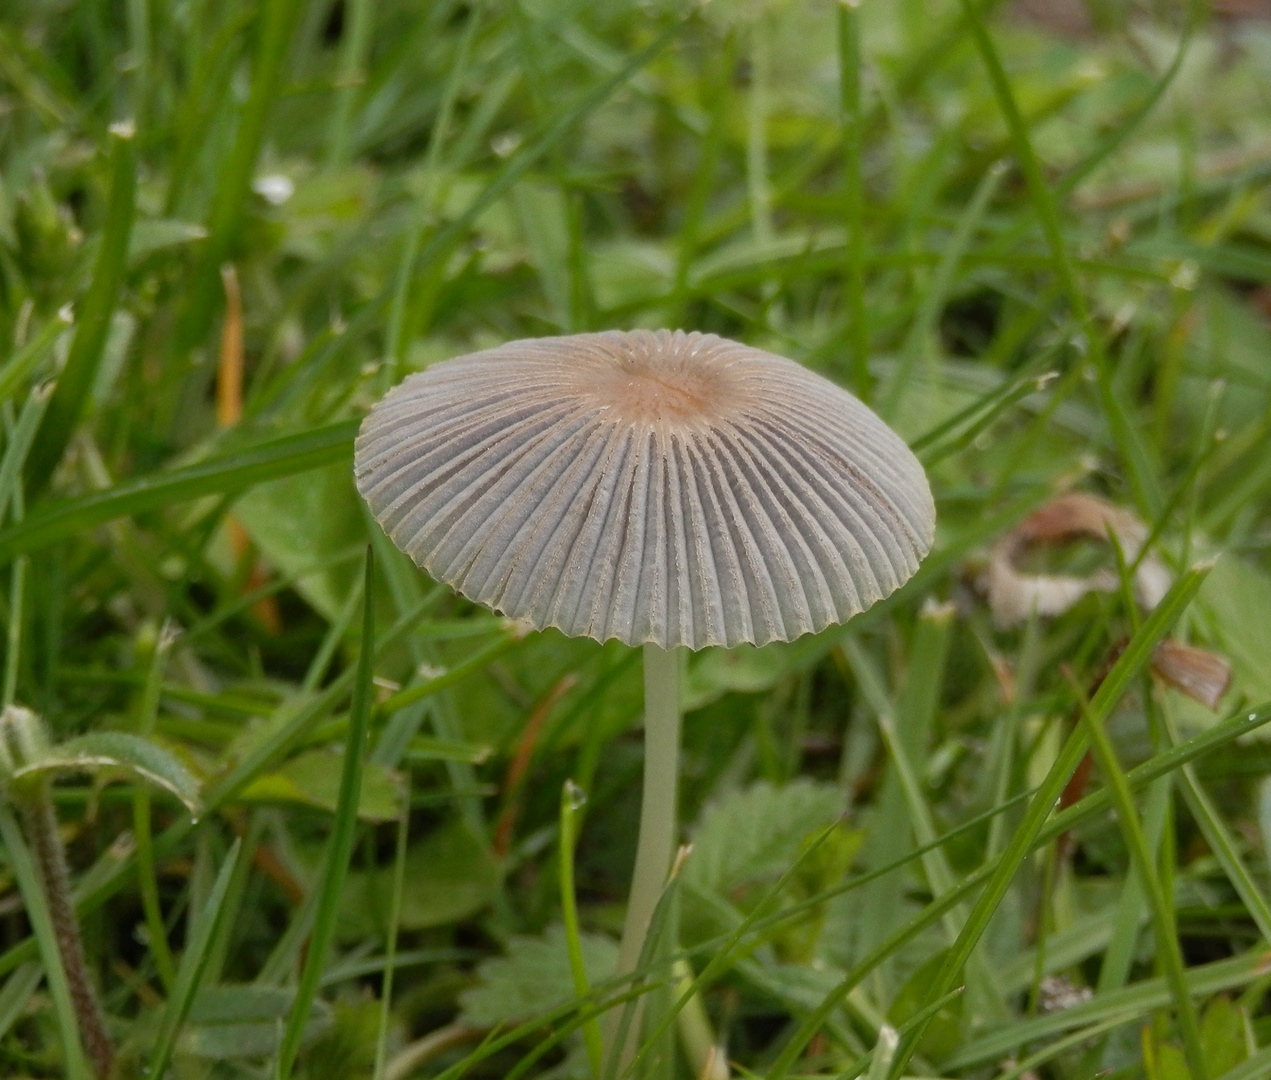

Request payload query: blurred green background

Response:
[2,0,1271,1077]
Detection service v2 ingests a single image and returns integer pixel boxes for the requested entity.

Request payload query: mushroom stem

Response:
[612,643,682,1056]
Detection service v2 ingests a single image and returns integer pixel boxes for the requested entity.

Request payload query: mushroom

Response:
[354,329,934,1046]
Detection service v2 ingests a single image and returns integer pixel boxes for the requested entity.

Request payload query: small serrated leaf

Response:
[14,731,201,813]
[684,780,844,897]
[458,925,617,1027]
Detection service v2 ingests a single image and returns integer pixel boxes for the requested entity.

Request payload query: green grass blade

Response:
[383,2,479,383]
[0,807,89,1080]
[132,624,179,992]
[560,780,604,1079]
[883,160,1006,417]
[630,823,845,1080]
[1163,706,1271,942]
[0,309,71,410]
[374,630,520,718]
[400,13,691,323]
[325,0,374,167]
[956,0,1083,319]
[0,384,53,524]
[277,547,375,1078]
[0,420,357,562]
[958,0,1168,517]
[176,0,306,348]
[838,1,869,400]
[1095,774,1171,994]
[26,122,136,495]
[372,777,410,1080]
[863,1024,898,1080]
[1074,680,1209,1079]
[943,948,1266,1069]
[146,837,244,1080]
[0,962,42,1042]
[883,561,1212,1080]
[1054,11,1195,200]
[1,384,51,707]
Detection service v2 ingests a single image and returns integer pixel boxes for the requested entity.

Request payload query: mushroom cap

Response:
[355,329,934,650]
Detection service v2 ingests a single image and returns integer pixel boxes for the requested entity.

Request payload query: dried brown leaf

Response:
[987,493,1171,627]
[1151,639,1233,710]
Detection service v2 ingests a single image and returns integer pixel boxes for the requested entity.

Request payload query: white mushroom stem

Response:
[613,643,682,1051]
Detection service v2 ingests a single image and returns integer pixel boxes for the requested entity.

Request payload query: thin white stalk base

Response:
[609,643,681,1070]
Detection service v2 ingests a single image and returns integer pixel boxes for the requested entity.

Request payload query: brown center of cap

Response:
[562,334,749,432]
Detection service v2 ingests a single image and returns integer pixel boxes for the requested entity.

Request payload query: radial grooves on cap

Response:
[355,329,935,649]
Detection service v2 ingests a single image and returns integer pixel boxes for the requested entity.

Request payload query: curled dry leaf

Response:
[1151,639,1233,710]
[987,492,1171,628]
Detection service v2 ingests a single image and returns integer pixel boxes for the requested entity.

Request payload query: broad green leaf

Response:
[180,986,330,1060]
[1200,995,1250,1075]
[236,748,404,822]
[685,638,843,711]
[14,731,200,813]
[1149,1042,1193,1080]
[231,462,365,622]
[344,815,501,932]
[458,924,617,1027]
[1199,556,1271,707]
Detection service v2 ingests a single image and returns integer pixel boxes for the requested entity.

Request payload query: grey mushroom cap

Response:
[355,329,935,650]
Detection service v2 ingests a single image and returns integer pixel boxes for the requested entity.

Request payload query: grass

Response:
[1,1,1271,1078]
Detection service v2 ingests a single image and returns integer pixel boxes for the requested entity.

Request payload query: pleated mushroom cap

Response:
[355,330,934,650]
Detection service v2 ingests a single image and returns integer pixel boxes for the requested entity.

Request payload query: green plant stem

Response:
[373,778,411,1080]
[383,2,478,385]
[176,0,305,351]
[326,0,374,167]
[1075,688,1209,1080]
[133,622,176,991]
[3,557,24,707]
[146,839,243,1080]
[747,21,773,250]
[955,0,1083,321]
[671,959,727,1080]
[560,780,604,1078]
[17,788,113,1078]
[132,791,175,990]
[612,643,682,1065]
[838,0,869,400]
[277,549,375,1078]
